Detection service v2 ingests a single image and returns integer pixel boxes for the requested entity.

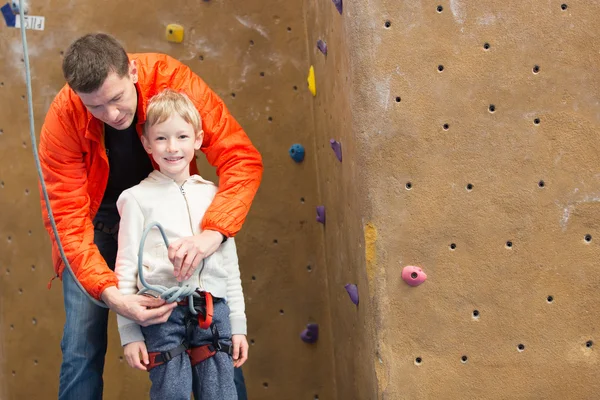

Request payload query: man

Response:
[39,33,262,399]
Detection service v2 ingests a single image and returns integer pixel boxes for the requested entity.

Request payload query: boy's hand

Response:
[232,334,249,368]
[169,230,223,281]
[124,341,149,371]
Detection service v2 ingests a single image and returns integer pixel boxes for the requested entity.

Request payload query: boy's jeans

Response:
[58,224,248,400]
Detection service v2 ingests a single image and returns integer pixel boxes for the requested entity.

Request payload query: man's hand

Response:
[168,229,224,282]
[232,334,249,368]
[101,287,176,326]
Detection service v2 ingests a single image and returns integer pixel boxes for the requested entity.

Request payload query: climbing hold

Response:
[401,266,427,287]
[317,40,328,56]
[289,144,305,163]
[307,65,316,96]
[345,284,359,305]
[1,3,16,27]
[300,323,319,344]
[166,24,184,43]
[330,139,342,162]
[332,0,343,14]
[316,206,326,224]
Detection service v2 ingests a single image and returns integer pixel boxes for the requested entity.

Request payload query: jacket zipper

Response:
[179,183,206,288]
[179,184,195,235]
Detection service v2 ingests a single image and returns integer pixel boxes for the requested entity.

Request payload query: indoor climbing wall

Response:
[304,1,379,399]
[0,1,335,399]
[307,0,600,399]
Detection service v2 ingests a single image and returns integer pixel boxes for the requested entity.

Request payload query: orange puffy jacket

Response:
[39,53,263,300]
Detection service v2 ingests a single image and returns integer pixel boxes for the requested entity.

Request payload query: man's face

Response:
[77,61,139,130]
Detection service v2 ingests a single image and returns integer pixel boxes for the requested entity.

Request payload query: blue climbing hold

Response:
[289,144,305,163]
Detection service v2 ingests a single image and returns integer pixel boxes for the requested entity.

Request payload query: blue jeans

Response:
[58,224,248,400]
[142,302,236,399]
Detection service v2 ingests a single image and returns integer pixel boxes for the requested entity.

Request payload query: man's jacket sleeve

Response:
[172,59,264,237]
[38,103,118,300]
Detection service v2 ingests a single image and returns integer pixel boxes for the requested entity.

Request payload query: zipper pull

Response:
[180,185,185,195]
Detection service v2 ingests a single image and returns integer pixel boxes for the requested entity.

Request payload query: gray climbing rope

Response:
[138,222,203,315]
[17,0,107,308]
[18,0,200,311]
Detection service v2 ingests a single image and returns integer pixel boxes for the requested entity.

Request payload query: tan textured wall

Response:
[0,1,335,399]
[304,1,379,399]
[343,1,600,399]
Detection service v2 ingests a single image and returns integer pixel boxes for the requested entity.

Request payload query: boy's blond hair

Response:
[144,89,202,136]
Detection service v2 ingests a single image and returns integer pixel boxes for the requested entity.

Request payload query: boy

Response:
[39,33,258,399]
[115,89,248,399]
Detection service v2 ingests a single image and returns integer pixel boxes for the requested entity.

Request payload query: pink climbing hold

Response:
[332,0,342,14]
[401,266,427,287]
[345,284,359,305]
[316,205,326,224]
[330,139,342,162]
[300,323,319,343]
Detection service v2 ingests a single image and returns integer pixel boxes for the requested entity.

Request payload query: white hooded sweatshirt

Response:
[114,170,246,346]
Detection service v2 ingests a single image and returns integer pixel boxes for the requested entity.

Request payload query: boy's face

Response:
[77,60,139,130]
[142,114,203,184]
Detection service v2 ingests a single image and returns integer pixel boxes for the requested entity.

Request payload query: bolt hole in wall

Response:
[517,344,525,352]
[586,340,593,348]
[461,355,468,363]
[483,42,491,50]
[584,234,592,243]
[472,309,480,319]
[414,357,422,365]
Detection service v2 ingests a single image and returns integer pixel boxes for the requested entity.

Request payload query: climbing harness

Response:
[17,0,207,311]
[146,303,233,372]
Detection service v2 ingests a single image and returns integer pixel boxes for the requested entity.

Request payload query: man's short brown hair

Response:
[62,33,130,93]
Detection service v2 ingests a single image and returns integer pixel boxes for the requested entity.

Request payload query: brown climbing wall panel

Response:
[0,1,335,399]
[340,1,600,399]
[304,0,379,399]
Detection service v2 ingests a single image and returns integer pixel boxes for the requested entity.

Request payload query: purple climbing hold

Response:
[316,205,326,224]
[345,284,359,305]
[300,323,319,344]
[317,40,328,56]
[330,139,342,162]
[332,0,343,15]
